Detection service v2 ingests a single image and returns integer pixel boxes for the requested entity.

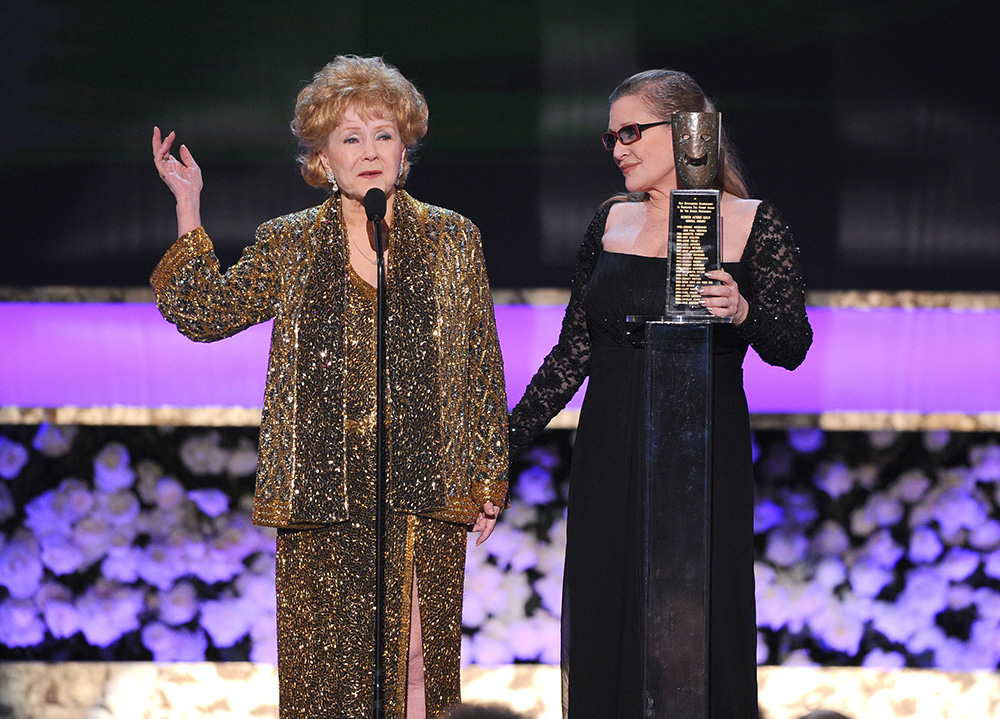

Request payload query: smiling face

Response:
[318,104,407,203]
[671,112,720,189]
[609,94,677,195]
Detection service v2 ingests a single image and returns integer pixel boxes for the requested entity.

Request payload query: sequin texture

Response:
[151,190,508,716]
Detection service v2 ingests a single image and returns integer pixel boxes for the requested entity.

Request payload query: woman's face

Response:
[319,105,407,203]
[608,94,676,194]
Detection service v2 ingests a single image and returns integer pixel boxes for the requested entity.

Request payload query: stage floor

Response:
[1,662,997,718]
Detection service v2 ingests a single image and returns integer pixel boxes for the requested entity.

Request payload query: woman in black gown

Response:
[508,70,813,718]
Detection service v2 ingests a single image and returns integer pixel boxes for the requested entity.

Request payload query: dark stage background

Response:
[2,0,997,292]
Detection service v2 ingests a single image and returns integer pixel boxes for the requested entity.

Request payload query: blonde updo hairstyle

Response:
[292,55,429,190]
[610,69,749,199]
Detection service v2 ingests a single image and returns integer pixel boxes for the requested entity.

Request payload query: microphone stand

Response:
[365,189,388,719]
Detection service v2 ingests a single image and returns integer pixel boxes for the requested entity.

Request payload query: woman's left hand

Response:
[471,501,501,546]
[701,269,749,325]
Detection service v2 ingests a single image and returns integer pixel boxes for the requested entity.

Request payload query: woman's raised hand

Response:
[152,127,203,237]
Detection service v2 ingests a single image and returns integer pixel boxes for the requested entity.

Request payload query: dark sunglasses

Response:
[601,120,671,151]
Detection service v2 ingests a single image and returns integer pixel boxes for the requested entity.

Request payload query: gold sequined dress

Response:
[150,191,508,719]
[276,265,466,718]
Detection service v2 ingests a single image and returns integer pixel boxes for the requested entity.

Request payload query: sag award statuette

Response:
[664,111,728,323]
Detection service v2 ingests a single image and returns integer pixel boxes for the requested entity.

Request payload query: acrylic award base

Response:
[641,322,713,719]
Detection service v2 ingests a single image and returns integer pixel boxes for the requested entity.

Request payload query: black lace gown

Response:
[509,200,812,719]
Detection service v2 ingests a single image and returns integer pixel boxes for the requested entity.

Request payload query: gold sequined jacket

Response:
[150,190,508,528]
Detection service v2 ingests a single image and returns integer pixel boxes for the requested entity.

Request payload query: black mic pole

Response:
[364,187,388,719]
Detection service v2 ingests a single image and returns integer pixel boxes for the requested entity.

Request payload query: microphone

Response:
[364,188,387,223]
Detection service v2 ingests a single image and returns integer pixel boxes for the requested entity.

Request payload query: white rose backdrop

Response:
[2,424,1000,670]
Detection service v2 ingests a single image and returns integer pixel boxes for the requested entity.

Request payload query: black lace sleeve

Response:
[735,201,813,369]
[507,205,610,460]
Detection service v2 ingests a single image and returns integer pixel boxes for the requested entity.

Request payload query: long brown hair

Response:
[609,69,749,199]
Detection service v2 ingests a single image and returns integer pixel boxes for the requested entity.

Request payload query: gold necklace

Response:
[349,236,378,266]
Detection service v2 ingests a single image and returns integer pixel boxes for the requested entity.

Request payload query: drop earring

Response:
[326,170,338,193]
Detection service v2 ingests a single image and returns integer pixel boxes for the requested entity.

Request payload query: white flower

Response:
[848,560,893,598]
[785,581,831,633]
[780,649,819,667]
[933,486,988,537]
[867,429,899,450]
[755,579,791,630]
[813,557,847,590]
[179,431,229,475]
[970,519,1000,552]
[505,615,545,661]
[859,529,904,569]
[947,583,975,610]
[897,567,949,616]
[135,460,166,504]
[463,563,504,627]
[76,580,145,647]
[31,424,77,458]
[753,561,777,590]
[922,430,951,453]
[814,604,866,655]
[814,461,854,499]
[250,632,278,665]
[157,581,200,626]
[753,497,783,534]
[138,541,189,590]
[870,601,924,644]
[0,598,46,647]
[787,427,825,453]
[101,544,142,584]
[226,437,259,478]
[70,515,112,566]
[199,595,252,647]
[141,622,208,661]
[0,436,29,480]
[890,469,932,504]
[906,625,947,654]
[41,598,81,639]
[0,482,14,522]
[483,523,524,570]
[933,636,992,670]
[187,488,230,518]
[779,489,818,528]
[937,547,980,582]
[24,489,73,537]
[974,587,1000,620]
[535,540,564,580]
[467,617,515,666]
[863,493,904,529]
[501,502,539,530]
[93,490,141,526]
[515,465,557,506]
[152,476,187,511]
[908,525,943,564]
[970,444,1000,482]
[849,505,877,538]
[484,571,533,621]
[0,530,43,599]
[533,573,563,616]
[808,521,849,558]
[93,442,136,493]
[764,528,808,567]
[235,566,276,622]
[533,610,561,664]
[862,648,906,668]
[39,533,86,575]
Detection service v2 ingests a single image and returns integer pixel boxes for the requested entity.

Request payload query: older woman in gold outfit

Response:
[150,55,508,719]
